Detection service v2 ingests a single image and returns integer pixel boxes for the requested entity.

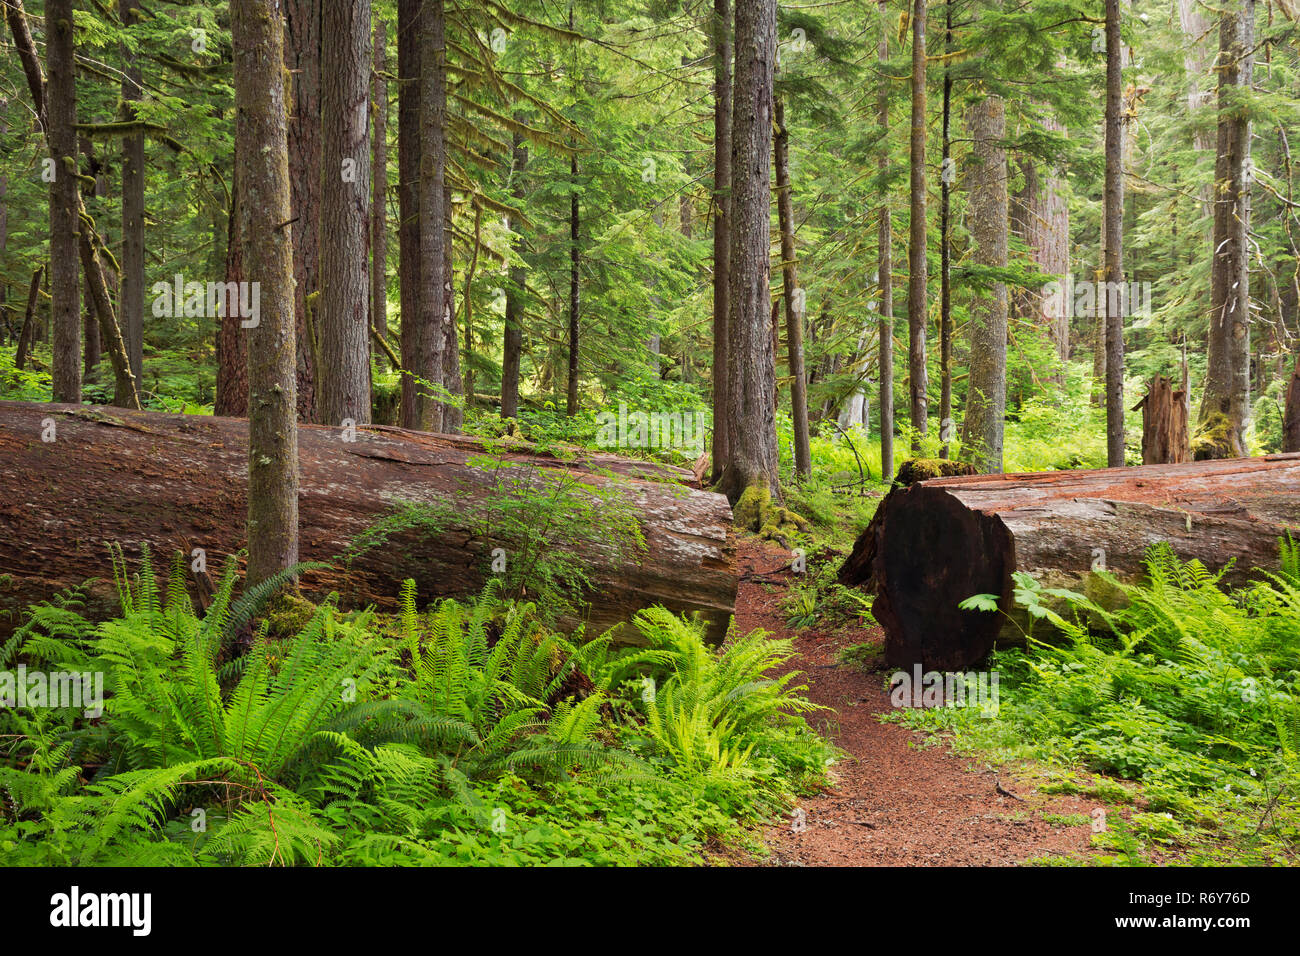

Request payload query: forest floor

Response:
[731,538,1121,867]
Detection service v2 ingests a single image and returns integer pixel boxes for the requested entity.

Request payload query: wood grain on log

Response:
[0,402,736,641]
[840,455,1300,670]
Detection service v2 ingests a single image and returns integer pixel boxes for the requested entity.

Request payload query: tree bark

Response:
[440,181,463,433]
[120,0,145,385]
[47,0,81,404]
[774,93,810,480]
[877,2,895,479]
[840,454,1300,669]
[3,2,45,132]
[1197,0,1254,459]
[371,21,390,356]
[0,95,6,346]
[566,153,581,417]
[409,0,449,432]
[720,0,779,503]
[938,0,952,458]
[77,226,140,409]
[285,0,321,421]
[232,0,300,585]
[1284,352,1300,452]
[397,0,423,430]
[0,401,737,644]
[960,95,1009,474]
[1177,0,1216,217]
[1136,375,1190,464]
[318,0,372,426]
[81,242,101,381]
[711,0,732,482]
[15,267,42,371]
[8,0,137,409]
[1010,116,1070,370]
[82,134,110,385]
[215,165,249,416]
[501,128,527,420]
[907,0,929,451]
[1103,0,1126,467]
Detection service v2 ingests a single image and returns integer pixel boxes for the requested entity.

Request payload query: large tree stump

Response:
[0,402,737,640]
[839,455,1300,670]
[1135,375,1189,464]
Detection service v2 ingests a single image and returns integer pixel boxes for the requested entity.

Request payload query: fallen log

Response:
[0,402,736,641]
[839,455,1300,670]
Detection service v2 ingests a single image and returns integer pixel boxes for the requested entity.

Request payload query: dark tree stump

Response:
[840,455,1300,670]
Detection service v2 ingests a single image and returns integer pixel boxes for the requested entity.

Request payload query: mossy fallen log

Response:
[0,402,737,641]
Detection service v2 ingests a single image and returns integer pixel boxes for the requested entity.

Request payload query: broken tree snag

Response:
[1135,375,1189,464]
[839,455,1300,671]
[0,402,736,641]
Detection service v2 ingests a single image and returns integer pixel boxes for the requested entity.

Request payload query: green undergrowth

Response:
[0,549,836,866]
[885,542,1300,865]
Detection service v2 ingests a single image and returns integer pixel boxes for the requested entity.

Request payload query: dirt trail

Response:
[736,540,1100,866]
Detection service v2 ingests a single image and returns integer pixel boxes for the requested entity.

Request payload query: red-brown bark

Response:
[0,403,736,642]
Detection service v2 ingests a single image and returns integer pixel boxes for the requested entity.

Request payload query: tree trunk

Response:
[720,0,778,504]
[82,264,101,381]
[774,93,811,480]
[407,0,450,432]
[1177,0,1216,217]
[1103,0,1126,467]
[47,0,81,404]
[15,267,42,371]
[1197,0,1254,459]
[440,182,463,433]
[371,21,390,356]
[77,227,140,409]
[938,0,952,458]
[408,0,450,432]
[3,3,45,132]
[877,2,895,479]
[85,133,113,378]
[1091,274,1106,405]
[960,95,1009,474]
[0,401,737,645]
[215,165,249,417]
[566,153,581,417]
[285,0,321,422]
[1284,353,1300,452]
[397,0,423,430]
[1232,0,1255,447]
[907,0,929,451]
[711,0,732,482]
[20,2,138,410]
[318,0,372,426]
[120,0,145,385]
[1010,117,1070,371]
[840,454,1300,669]
[0,95,6,347]
[501,128,527,420]
[232,0,300,585]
